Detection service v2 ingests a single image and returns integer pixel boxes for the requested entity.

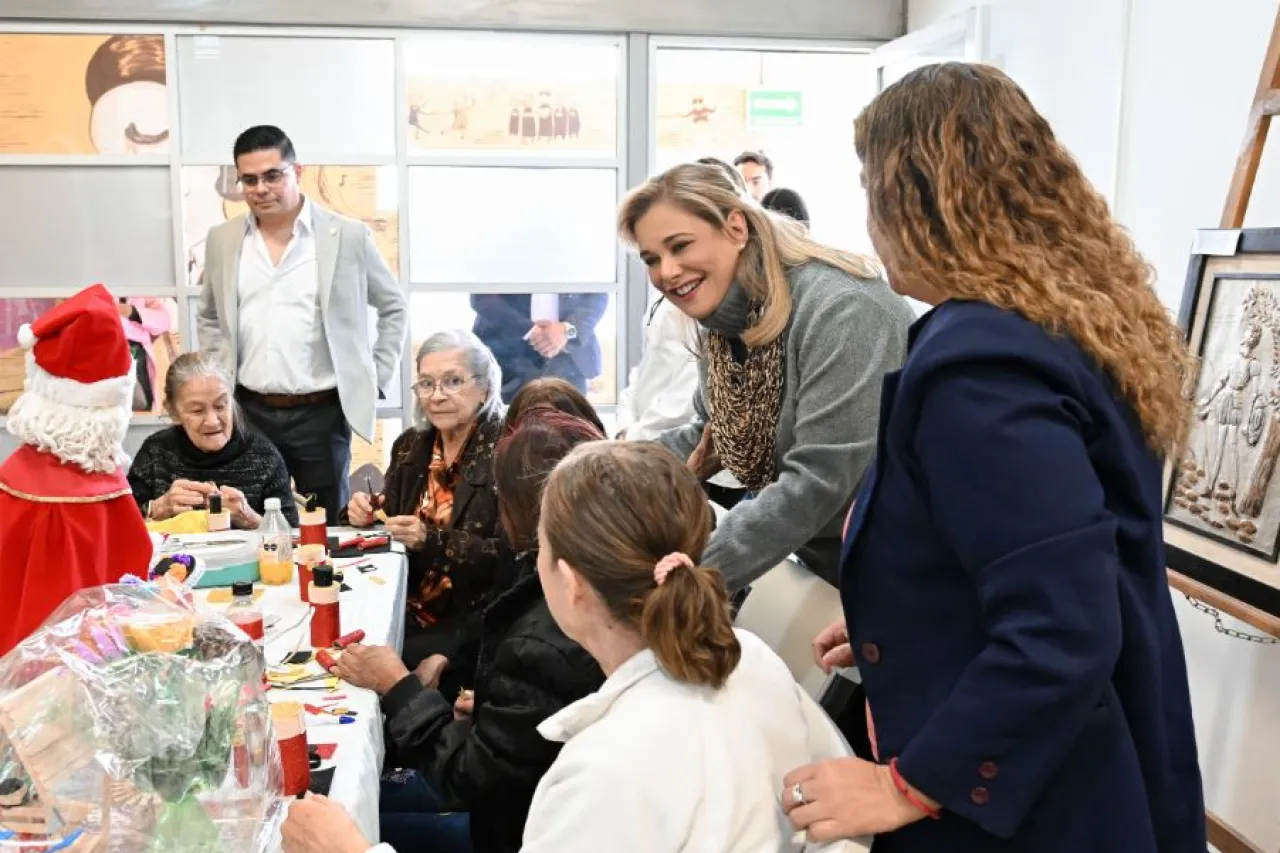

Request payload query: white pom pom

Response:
[16,324,35,349]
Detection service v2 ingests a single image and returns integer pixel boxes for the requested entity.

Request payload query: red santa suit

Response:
[0,284,153,657]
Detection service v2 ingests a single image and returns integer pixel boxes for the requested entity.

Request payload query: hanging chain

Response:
[1183,595,1280,644]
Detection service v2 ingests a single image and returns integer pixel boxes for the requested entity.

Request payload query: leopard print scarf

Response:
[703,313,785,492]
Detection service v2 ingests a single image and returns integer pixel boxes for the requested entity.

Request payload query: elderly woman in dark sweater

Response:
[619,162,915,589]
[345,330,506,674]
[129,351,296,527]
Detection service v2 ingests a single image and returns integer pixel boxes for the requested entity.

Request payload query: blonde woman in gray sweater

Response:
[618,162,914,590]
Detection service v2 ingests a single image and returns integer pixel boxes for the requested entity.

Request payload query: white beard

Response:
[7,388,132,474]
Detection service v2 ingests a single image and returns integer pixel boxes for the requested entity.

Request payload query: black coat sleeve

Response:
[382,635,592,811]
[127,437,161,513]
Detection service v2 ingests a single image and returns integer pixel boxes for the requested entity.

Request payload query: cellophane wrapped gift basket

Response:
[0,581,286,852]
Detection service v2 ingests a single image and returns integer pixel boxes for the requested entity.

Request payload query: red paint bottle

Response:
[309,565,340,649]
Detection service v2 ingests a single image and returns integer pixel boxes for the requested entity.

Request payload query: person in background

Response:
[784,63,1205,853]
[614,296,699,441]
[733,150,775,201]
[619,162,914,589]
[345,330,505,680]
[0,285,152,656]
[128,351,297,529]
[119,297,173,412]
[286,411,606,853]
[470,293,607,402]
[197,124,407,518]
[762,187,811,229]
[696,156,750,195]
[502,377,605,437]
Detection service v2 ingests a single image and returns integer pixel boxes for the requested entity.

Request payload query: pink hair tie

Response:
[654,552,694,586]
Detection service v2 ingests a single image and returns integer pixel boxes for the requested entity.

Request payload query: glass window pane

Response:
[654,48,876,256]
[1,295,180,414]
[408,291,616,406]
[177,36,395,161]
[408,167,617,284]
[403,37,618,157]
[182,165,399,287]
[0,167,174,289]
[0,34,169,155]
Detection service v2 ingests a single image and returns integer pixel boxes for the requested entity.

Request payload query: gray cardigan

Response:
[658,262,914,591]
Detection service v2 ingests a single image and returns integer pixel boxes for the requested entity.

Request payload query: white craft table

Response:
[195,537,408,847]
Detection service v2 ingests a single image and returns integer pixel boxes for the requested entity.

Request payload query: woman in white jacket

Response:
[614,296,700,441]
[281,441,867,853]
[522,441,865,853]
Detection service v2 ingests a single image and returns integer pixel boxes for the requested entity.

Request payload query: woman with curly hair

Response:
[783,64,1205,853]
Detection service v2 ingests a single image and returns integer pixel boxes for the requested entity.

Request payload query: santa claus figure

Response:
[0,284,152,656]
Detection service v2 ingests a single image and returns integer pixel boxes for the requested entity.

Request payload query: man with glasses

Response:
[197,125,406,518]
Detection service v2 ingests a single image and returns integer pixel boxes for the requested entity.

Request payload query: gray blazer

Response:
[659,263,915,591]
[196,204,408,441]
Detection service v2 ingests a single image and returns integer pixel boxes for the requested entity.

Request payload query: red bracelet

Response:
[889,758,941,820]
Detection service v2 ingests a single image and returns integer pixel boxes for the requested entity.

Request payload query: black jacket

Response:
[381,556,604,853]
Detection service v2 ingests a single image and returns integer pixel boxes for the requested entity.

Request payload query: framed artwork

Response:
[402,39,618,155]
[0,296,178,415]
[1165,227,1280,617]
[0,34,168,155]
[655,84,748,153]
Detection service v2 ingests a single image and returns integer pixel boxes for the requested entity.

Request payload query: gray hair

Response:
[412,329,504,429]
[163,350,243,429]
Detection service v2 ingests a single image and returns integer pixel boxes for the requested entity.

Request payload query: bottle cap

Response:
[231,580,254,598]
[312,566,334,588]
[207,492,222,513]
[303,494,318,513]
[264,497,281,512]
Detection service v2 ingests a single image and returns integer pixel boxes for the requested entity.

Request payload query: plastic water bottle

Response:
[258,497,294,584]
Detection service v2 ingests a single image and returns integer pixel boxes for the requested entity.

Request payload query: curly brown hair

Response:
[854,63,1192,454]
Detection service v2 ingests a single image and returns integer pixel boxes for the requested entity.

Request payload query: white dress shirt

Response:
[529,294,560,323]
[235,199,338,394]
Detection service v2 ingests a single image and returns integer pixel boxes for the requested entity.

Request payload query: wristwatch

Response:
[563,322,578,341]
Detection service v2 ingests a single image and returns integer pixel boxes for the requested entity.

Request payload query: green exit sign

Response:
[748,90,803,128]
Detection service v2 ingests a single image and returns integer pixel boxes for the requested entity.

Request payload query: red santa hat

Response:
[17,283,135,410]
[7,284,135,473]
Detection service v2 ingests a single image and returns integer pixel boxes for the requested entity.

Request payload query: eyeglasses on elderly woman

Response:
[413,375,475,397]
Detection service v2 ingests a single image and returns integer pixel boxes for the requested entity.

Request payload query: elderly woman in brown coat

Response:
[346,329,505,678]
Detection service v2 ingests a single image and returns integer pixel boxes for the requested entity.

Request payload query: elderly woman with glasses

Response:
[346,329,506,675]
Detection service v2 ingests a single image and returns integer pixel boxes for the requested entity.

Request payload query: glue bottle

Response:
[206,491,231,532]
[309,565,340,649]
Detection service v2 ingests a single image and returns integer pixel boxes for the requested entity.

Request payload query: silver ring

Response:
[791,782,807,807]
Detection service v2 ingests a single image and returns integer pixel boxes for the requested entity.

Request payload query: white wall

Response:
[906,0,1280,848]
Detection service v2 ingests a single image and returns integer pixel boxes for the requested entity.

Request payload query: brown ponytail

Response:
[541,442,741,689]
[640,561,740,689]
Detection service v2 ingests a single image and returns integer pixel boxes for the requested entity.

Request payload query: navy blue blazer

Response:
[841,301,1205,853]
[470,293,606,391]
